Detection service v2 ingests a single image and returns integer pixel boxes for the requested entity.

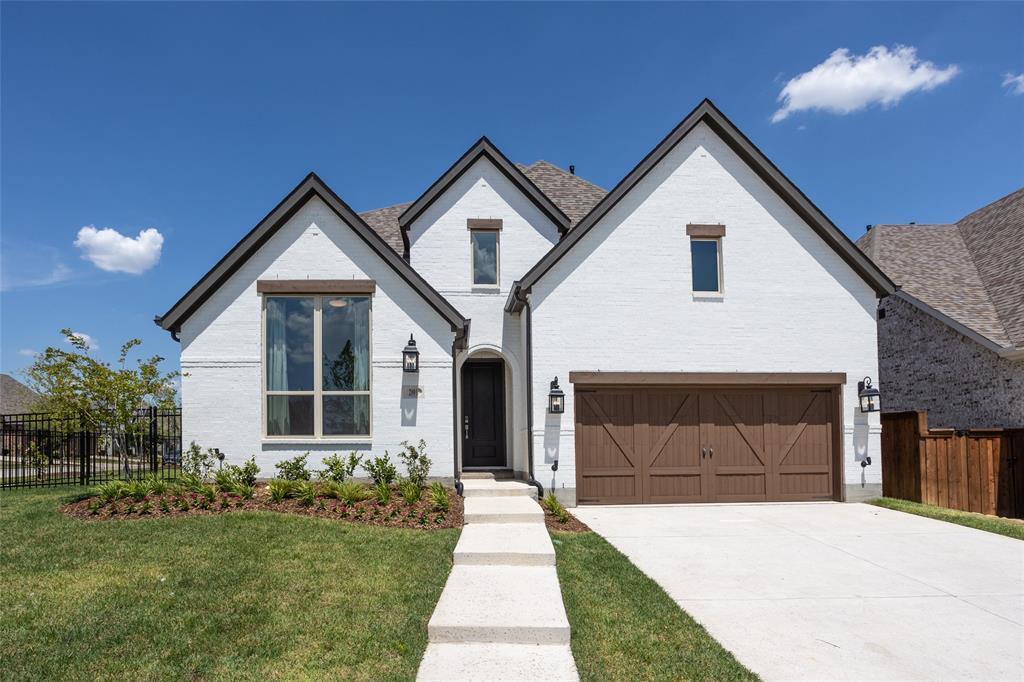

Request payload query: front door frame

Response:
[461,358,508,469]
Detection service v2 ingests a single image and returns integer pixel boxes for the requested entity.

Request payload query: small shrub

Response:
[267,479,292,502]
[337,480,372,505]
[125,503,137,514]
[233,483,255,500]
[176,474,206,494]
[374,481,392,505]
[429,482,450,512]
[399,479,422,505]
[181,442,217,481]
[225,456,260,487]
[214,469,236,493]
[141,501,152,515]
[127,479,150,502]
[177,497,190,511]
[319,481,343,500]
[275,453,311,481]
[293,481,317,507]
[159,498,171,513]
[364,454,397,487]
[95,480,128,503]
[219,495,230,510]
[398,440,431,487]
[319,452,363,484]
[200,485,216,502]
[542,493,570,524]
[146,476,169,496]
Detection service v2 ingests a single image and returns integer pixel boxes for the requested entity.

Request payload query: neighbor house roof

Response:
[359,160,606,255]
[155,173,469,343]
[507,98,895,311]
[1,373,40,415]
[856,187,1024,351]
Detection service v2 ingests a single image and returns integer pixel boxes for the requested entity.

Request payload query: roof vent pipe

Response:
[569,165,575,175]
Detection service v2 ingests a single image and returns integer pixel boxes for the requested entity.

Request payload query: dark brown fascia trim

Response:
[516,99,895,298]
[569,371,848,386]
[155,172,468,339]
[256,279,376,295]
[686,223,726,238]
[397,137,570,238]
[467,218,503,231]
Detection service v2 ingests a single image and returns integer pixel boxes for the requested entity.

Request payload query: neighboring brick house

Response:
[857,188,1024,429]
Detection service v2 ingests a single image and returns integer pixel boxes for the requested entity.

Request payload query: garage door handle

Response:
[709,447,713,459]
[701,447,707,459]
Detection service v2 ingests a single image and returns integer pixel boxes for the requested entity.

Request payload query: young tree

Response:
[23,329,179,478]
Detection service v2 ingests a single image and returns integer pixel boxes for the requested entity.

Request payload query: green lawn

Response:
[0,487,458,681]
[869,497,1024,541]
[552,531,757,682]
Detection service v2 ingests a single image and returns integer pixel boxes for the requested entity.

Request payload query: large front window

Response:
[265,295,371,438]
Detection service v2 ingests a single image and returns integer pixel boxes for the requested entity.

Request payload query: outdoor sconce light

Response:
[857,377,881,413]
[548,377,565,414]
[402,334,420,373]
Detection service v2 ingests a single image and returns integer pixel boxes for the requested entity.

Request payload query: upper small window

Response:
[690,239,721,293]
[471,230,499,286]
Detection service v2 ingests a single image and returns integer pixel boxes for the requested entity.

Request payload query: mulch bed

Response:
[544,510,590,533]
[61,483,464,530]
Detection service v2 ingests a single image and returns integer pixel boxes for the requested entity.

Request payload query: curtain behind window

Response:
[266,298,290,434]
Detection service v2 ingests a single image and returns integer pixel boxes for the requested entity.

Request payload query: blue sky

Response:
[2,2,1022,378]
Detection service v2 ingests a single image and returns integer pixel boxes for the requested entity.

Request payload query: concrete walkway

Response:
[417,476,579,682]
[575,502,1024,682]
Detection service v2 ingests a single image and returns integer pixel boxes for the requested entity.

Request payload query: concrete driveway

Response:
[573,502,1024,682]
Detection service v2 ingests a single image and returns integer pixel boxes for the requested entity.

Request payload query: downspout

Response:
[518,289,545,500]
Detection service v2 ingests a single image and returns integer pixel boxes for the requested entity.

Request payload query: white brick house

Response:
[157,99,894,505]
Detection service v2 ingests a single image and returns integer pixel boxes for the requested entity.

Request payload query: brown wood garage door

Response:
[574,382,841,504]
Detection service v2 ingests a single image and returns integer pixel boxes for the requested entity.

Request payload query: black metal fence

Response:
[0,408,181,488]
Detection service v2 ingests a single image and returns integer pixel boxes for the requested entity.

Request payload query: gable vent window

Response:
[686,224,725,295]
[469,219,501,287]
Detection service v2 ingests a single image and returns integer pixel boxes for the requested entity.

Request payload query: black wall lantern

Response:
[402,334,419,373]
[857,376,881,413]
[548,377,565,414]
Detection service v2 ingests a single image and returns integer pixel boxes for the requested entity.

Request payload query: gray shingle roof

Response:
[1,373,40,415]
[857,187,1024,349]
[359,161,606,254]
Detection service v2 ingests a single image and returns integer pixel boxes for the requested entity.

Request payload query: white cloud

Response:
[18,349,38,357]
[772,45,959,123]
[0,241,74,292]
[1002,72,1024,96]
[74,226,163,274]
[67,332,98,351]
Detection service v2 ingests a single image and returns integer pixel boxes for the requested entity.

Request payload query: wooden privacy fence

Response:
[881,411,1024,519]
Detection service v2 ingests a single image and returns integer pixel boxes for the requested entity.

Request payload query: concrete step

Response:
[427,565,571,644]
[464,496,544,524]
[454,523,555,566]
[462,479,537,499]
[460,471,495,480]
[417,643,578,681]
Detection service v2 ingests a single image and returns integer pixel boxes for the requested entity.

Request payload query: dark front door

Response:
[462,360,506,468]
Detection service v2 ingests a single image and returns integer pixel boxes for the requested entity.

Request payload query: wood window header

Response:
[257,279,376,295]
[467,218,503,231]
[686,224,726,238]
[569,371,847,386]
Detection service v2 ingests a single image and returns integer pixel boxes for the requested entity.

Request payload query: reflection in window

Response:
[265,295,372,438]
[471,230,498,285]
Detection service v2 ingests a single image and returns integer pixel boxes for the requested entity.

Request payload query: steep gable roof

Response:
[155,173,468,342]
[395,137,572,258]
[508,99,895,310]
[857,187,1024,350]
[358,161,606,254]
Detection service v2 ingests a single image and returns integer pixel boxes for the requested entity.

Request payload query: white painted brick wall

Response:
[528,122,882,501]
[180,196,457,478]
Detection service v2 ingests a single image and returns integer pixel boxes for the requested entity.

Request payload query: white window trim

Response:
[470,229,501,289]
[690,237,724,297]
[261,294,373,441]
